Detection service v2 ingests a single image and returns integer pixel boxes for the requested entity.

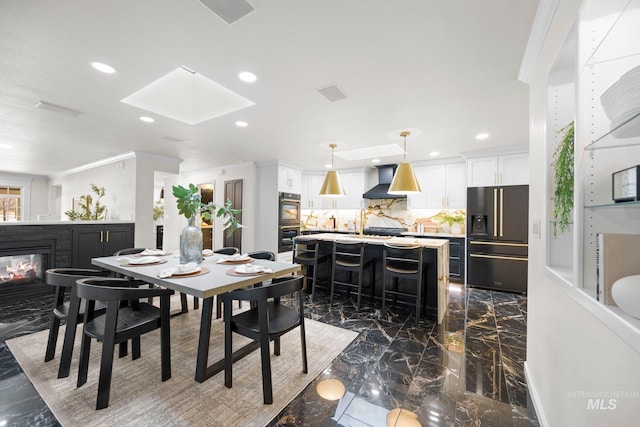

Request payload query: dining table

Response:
[91,252,301,383]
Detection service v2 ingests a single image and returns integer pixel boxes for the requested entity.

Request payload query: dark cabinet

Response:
[71,224,134,268]
[413,235,465,284]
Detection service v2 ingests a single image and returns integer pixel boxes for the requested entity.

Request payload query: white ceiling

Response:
[0,0,539,177]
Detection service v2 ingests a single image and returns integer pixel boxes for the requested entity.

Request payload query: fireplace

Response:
[0,239,55,301]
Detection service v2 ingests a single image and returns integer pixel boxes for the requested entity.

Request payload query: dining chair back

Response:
[214,247,240,255]
[219,276,307,404]
[75,277,174,409]
[44,268,112,379]
[246,250,276,261]
[382,243,425,324]
[114,247,198,312]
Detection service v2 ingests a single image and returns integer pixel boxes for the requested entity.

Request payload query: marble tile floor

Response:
[0,285,538,426]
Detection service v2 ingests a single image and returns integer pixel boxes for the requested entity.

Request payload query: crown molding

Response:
[519,0,560,84]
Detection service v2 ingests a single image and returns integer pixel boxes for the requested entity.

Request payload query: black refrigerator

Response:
[466,185,529,293]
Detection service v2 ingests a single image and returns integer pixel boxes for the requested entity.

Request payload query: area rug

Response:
[7,307,357,427]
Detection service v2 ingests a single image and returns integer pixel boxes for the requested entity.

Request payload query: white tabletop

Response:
[92,254,301,299]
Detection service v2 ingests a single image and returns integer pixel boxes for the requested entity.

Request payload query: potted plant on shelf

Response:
[552,121,574,237]
[172,184,242,263]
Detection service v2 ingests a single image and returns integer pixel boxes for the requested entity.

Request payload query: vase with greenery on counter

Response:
[172,184,241,264]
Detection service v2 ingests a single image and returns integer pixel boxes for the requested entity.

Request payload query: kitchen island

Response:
[306,233,449,323]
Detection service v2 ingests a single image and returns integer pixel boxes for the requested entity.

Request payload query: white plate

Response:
[128,256,162,265]
[172,267,202,276]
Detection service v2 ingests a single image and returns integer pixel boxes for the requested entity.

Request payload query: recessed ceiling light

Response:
[0,143,12,149]
[372,158,380,163]
[430,151,440,156]
[91,61,116,74]
[139,116,155,123]
[238,71,257,83]
[325,163,332,169]
[235,120,248,127]
[476,132,490,140]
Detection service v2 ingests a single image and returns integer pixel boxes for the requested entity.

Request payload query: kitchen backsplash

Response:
[301,198,465,234]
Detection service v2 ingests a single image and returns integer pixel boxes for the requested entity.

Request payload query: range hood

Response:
[362,164,406,199]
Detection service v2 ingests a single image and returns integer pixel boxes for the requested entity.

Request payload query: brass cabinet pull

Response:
[100,231,103,242]
[469,241,528,247]
[106,230,109,242]
[493,188,498,237]
[499,188,504,237]
[470,253,528,261]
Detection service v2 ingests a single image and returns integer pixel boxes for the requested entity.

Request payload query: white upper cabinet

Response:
[408,162,466,209]
[466,152,529,187]
[301,173,324,209]
[302,169,365,210]
[278,165,302,193]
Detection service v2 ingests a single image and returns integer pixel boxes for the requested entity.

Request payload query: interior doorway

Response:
[223,179,243,251]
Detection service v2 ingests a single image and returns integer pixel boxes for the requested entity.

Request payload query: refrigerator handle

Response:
[493,188,498,237]
[500,188,504,237]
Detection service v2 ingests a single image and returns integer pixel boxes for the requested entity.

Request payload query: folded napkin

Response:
[216,253,251,264]
[139,248,168,256]
[159,262,198,278]
[116,256,161,265]
[234,264,274,274]
[202,249,214,257]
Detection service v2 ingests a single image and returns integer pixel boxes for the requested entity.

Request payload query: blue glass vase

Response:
[180,215,203,264]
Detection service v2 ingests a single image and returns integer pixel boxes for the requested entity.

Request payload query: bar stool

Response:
[382,243,425,324]
[330,240,375,309]
[293,237,330,300]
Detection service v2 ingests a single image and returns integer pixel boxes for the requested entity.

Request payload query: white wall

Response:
[0,171,50,221]
[527,0,640,425]
[163,163,256,253]
[52,157,137,222]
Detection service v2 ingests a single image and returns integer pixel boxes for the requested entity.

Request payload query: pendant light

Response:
[388,131,422,194]
[319,143,346,197]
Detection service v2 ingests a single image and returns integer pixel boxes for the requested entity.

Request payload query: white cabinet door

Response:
[278,166,302,193]
[301,174,324,209]
[408,163,465,209]
[467,154,528,187]
[337,171,365,209]
[424,164,447,208]
[407,166,428,208]
[445,162,466,208]
[499,153,529,186]
[467,156,498,187]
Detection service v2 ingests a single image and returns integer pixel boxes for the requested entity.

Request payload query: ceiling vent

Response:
[34,101,84,117]
[318,85,347,102]
[197,0,255,24]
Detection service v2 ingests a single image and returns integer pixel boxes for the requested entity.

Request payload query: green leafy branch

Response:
[552,121,574,237]
[65,184,107,221]
[172,184,242,237]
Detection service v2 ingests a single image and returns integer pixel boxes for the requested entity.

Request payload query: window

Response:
[0,187,21,221]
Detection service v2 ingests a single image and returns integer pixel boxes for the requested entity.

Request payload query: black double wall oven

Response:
[467,185,529,293]
[278,192,301,253]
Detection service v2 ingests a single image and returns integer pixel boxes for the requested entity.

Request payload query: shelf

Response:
[585,200,640,208]
[585,111,640,150]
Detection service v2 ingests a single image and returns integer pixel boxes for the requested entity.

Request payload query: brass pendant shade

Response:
[388,131,422,194]
[319,144,346,197]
